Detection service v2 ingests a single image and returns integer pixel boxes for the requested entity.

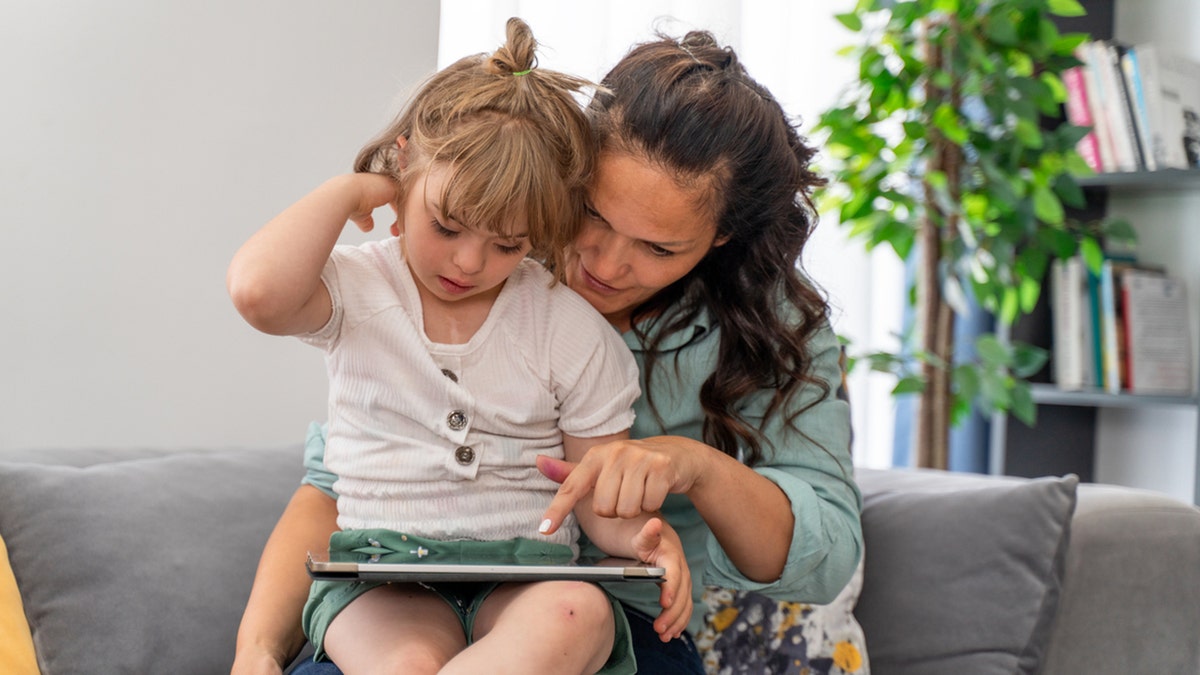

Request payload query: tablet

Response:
[306,550,665,583]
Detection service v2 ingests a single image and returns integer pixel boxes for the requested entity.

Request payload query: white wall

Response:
[0,1,439,450]
[1095,0,1200,502]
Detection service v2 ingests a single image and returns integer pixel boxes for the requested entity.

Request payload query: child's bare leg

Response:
[323,584,467,675]
[441,580,615,675]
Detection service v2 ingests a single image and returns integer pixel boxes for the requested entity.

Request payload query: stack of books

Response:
[1063,40,1200,173]
[1050,254,1192,395]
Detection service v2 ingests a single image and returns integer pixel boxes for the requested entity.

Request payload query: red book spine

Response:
[1064,65,1102,172]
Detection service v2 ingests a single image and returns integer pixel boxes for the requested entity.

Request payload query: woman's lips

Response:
[580,266,619,296]
[438,276,474,294]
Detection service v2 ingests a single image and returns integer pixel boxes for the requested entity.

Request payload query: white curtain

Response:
[439,0,904,469]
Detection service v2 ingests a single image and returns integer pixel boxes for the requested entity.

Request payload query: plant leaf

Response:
[835,12,864,32]
[892,375,926,395]
[1010,380,1037,425]
[1048,0,1087,18]
[1033,184,1064,224]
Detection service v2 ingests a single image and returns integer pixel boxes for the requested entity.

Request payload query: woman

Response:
[233,29,862,675]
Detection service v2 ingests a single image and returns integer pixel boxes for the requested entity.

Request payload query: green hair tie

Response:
[512,69,532,77]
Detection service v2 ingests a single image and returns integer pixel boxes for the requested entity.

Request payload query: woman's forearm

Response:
[234,485,339,670]
[685,441,794,582]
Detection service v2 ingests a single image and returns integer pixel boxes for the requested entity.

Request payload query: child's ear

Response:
[390,135,409,238]
[395,135,409,171]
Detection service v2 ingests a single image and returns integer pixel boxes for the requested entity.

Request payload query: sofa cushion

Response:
[0,445,304,675]
[853,469,1078,675]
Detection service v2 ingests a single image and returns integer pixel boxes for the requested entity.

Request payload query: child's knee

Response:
[547,581,615,633]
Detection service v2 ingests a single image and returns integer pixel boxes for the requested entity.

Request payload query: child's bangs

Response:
[435,118,575,255]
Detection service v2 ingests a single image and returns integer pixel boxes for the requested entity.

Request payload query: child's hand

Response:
[631,517,693,642]
[343,173,401,235]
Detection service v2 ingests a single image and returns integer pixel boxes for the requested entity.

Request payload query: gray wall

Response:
[0,2,439,450]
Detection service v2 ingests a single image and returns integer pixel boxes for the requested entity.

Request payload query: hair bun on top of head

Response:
[487,17,537,77]
[676,30,738,71]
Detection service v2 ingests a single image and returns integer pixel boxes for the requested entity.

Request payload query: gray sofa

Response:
[1,443,1197,674]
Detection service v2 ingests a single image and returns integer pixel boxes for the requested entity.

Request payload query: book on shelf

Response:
[1103,42,1148,171]
[1063,62,1103,172]
[1125,43,1200,170]
[1066,40,1200,173]
[1050,247,1173,395]
[1118,45,1156,171]
[1121,270,1194,395]
[1050,255,1094,391]
[1082,40,1142,172]
[1077,41,1125,172]
[1098,260,1122,394]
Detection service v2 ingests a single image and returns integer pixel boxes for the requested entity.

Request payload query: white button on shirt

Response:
[300,239,640,550]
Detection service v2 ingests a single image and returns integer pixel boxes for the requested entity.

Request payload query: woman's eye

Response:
[647,243,675,258]
[583,204,602,220]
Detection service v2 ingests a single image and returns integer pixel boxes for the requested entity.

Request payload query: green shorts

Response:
[302,529,635,674]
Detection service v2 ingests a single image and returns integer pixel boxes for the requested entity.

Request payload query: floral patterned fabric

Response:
[695,559,867,675]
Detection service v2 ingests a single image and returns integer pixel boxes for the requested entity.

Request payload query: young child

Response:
[227,18,690,675]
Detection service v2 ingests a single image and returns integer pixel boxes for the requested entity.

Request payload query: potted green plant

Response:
[815,0,1131,468]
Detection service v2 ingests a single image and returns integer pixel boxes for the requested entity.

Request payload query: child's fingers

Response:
[654,594,692,642]
[350,215,375,233]
[631,517,664,558]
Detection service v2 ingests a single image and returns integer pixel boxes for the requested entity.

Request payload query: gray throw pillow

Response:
[853,470,1077,675]
[0,445,304,675]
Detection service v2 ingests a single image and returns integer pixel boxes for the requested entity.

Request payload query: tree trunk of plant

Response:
[914,21,961,470]
[915,216,955,469]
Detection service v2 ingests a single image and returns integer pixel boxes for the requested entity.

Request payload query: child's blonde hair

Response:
[355,17,594,277]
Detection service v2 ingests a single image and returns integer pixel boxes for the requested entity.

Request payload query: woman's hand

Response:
[536,436,709,534]
[541,435,796,583]
[631,517,693,642]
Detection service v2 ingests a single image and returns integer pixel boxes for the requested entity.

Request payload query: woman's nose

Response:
[583,229,630,280]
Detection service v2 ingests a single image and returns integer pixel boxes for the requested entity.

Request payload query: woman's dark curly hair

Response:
[587,30,831,466]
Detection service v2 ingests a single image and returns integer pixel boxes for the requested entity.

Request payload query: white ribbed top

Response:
[300,239,639,549]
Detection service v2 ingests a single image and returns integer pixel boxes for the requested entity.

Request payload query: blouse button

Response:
[441,368,458,383]
[446,410,468,431]
[454,446,475,465]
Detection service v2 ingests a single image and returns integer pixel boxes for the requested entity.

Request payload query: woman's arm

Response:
[540,435,792,582]
[540,322,861,599]
[546,432,692,642]
[232,485,339,675]
[227,173,398,336]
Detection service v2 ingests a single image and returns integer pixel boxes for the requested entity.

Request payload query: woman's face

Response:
[566,151,724,332]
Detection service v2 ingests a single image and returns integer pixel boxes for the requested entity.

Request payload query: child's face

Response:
[399,163,532,306]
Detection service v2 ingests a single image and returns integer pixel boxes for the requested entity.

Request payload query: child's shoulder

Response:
[325,239,407,284]
[509,259,597,315]
[331,238,402,267]
[498,260,612,341]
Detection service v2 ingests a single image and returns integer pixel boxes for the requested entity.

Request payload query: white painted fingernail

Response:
[539,519,552,534]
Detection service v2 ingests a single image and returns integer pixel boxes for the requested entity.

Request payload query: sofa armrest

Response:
[1041,483,1200,674]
